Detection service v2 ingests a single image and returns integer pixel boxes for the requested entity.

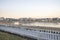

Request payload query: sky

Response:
[0,0,60,18]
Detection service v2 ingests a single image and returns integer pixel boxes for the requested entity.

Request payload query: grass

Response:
[0,31,27,40]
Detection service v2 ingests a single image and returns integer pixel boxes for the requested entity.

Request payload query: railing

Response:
[0,25,60,40]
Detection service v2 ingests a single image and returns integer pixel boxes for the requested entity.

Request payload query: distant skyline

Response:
[0,0,60,18]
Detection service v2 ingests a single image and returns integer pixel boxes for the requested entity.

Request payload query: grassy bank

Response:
[0,31,27,40]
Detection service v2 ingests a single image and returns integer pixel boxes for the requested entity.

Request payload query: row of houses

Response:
[18,18,60,23]
[0,17,60,23]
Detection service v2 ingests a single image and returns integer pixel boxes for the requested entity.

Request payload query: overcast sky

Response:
[0,0,60,18]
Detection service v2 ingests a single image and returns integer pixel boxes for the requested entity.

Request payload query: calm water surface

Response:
[22,22,60,28]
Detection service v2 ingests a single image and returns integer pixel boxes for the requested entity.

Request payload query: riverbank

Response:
[0,31,26,40]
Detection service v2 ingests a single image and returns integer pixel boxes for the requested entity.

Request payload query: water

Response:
[22,22,60,28]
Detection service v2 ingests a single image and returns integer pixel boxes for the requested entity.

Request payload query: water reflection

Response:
[22,22,60,28]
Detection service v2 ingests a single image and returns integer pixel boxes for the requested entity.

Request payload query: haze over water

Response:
[22,22,60,28]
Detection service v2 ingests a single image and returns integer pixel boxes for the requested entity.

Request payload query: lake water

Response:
[22,22,60,28]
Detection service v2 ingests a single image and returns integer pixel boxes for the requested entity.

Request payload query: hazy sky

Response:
[0,0,60,18]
